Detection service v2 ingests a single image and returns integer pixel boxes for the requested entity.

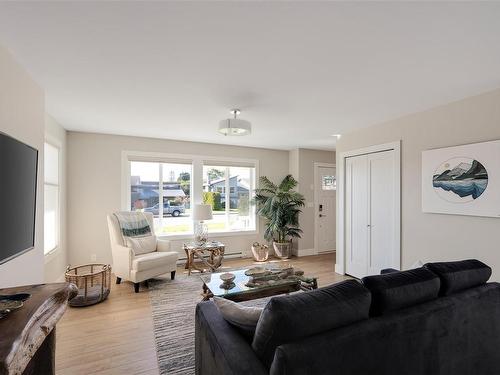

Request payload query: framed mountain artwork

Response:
[422,140,500,218]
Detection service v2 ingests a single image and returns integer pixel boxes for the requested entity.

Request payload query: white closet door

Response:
[345,149,399,278]
[345,154,369,279]
[367,150,397,275]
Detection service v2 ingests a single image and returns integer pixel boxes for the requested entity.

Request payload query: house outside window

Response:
[126,153,257,237]
[203,165,255,233]
[130,161,192,235]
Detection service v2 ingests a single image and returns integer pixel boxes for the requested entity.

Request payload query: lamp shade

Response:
[193,204,213,221]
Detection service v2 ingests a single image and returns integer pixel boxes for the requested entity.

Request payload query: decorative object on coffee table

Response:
[0,283,77,375]
[192,204,213,244]
[251,242,269,262]
[254,175,305,259]
[65,263,111,307]
[219,272,236,290]
[244,267,270,277]
[184,241,225,276]
[200,267,317,302]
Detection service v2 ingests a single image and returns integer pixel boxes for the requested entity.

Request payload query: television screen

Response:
[0,131,38,265]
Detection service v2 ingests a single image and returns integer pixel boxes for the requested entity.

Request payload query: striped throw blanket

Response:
[114,211,152,238]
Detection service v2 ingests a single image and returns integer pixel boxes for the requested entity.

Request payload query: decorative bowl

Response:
[219,272,236,284]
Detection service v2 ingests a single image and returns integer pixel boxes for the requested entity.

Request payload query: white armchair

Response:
[107,212,179,293]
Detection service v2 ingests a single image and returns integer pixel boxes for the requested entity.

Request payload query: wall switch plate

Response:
[91,254,97,262]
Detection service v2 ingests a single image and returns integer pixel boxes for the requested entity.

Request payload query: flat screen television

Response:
[0,131,38,265]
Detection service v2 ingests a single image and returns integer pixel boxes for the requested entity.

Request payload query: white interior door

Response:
[345,155,369,278]
[345,149,399,278]
[367,150,397,275]
[315,166,336,253]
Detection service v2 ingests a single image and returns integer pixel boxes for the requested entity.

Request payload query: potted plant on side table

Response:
[254,174,305,259]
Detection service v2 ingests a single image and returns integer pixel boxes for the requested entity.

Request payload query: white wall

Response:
[289,148,336,254]
[0,44,45,288]
[336,88,500,281]
[67,132,290,265]
[44,115,67,282]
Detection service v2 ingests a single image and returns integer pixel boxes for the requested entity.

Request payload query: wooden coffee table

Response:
[200,268,318,302]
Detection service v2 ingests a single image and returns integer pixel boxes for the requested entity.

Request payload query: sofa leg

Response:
[116,277,121,284]
[134,283,140,293]
[144,279,149,288]
[171,271,176,280]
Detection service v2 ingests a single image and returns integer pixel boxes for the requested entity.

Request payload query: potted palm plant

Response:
[254,175,305,259]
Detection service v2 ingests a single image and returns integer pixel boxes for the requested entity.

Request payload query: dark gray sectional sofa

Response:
[195,259,500,375]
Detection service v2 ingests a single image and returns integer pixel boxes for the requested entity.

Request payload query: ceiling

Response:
[1,2,500,150]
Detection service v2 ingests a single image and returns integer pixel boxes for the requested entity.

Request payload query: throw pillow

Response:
[125,235,157,255]
[213,296,263,337]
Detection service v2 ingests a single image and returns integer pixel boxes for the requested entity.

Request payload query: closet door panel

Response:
[345,155,369,278]
[368,150,396,275]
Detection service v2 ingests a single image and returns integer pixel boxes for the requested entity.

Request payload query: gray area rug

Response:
[149,274,201,375]
[149,273,270,375]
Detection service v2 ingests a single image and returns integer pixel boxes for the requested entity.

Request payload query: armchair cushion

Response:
[125,235,157,255]
[132,251,178,272]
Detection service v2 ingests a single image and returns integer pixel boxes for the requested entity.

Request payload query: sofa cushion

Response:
[251,280,371,368]
[213,296,263,337]
[132,251,178,271]
[362,268,440,316]
[424,259,491,296]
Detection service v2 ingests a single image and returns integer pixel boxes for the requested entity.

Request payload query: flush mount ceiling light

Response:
[218,109,252,136]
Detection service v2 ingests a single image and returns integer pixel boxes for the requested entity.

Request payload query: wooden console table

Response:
[183,241,225,276]
[0,283,77,375]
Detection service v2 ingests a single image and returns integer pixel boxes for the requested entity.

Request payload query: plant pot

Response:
[251,242,269,262]
[273,241,292,259]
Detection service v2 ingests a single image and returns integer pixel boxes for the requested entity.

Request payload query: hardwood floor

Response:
[55,253,346,375]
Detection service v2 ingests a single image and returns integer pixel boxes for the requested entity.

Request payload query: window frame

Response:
[43,140,61,256]
[122,151,259,240]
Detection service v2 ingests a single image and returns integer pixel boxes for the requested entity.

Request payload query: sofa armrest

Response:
[111,244,133,279]
[157,238,171,252]
[195,301,267,375]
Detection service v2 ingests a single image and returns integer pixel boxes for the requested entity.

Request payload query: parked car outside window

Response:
[144,202,185,217]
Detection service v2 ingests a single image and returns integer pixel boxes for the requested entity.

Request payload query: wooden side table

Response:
[183,241,225,276]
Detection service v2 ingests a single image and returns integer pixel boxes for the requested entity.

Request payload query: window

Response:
[322,175,336,190]
[203,165,255,233]
[126,154,257,237]
[44,143,60,254]
[130,161,192,235]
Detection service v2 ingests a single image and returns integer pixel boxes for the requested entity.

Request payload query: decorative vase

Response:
[273,240,292,259]
[194,221,208,245]
[251,242,269,262]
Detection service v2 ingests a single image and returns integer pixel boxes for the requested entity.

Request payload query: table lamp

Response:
[193,204,213,244]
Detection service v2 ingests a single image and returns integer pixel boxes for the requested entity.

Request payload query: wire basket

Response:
[65,264,111,307]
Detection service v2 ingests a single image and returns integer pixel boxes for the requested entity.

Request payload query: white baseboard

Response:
[296,248,317,257]
[335,263,345,275]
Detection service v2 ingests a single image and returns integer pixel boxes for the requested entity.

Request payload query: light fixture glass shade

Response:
[218,118,252,136]
[193,204,213,221]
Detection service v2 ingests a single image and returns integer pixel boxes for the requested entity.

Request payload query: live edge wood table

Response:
[0,283,78,375]
[183,241,225,276]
